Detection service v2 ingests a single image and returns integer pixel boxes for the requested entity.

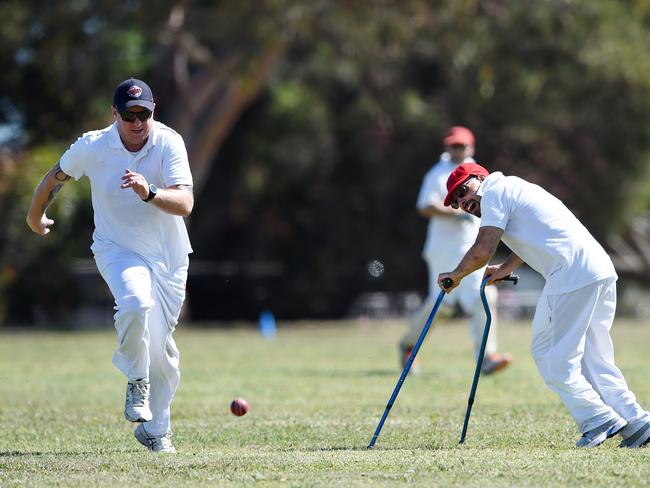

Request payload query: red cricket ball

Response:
[230,397,249,416]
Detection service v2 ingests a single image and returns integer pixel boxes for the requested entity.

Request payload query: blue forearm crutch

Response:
[367,278,453,449]
[459,274,518,444]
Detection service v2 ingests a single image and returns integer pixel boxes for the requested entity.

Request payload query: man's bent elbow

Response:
[181,199,194,217]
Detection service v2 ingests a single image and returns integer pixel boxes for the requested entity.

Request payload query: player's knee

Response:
[115,294,153,319]
[544,371,571,389]
[533,355,572,387]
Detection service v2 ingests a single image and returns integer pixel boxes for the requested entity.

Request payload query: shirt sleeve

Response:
[59,135,89,181]
[161,133,193,188]
[479,182,509,230]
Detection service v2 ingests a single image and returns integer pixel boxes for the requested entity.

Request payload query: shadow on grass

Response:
[310,446,371,452]
[298,444,449,452]
[0,449,137,457]
[274,368,404,378]
[0,451,45,457]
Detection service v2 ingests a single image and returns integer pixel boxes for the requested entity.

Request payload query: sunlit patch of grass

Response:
[0,319,648,486]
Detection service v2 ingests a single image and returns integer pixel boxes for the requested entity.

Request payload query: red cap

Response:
[443,162,490,207]
[444,126,475,147]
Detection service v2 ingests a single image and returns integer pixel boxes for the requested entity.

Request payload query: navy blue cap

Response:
[112,78,154,112]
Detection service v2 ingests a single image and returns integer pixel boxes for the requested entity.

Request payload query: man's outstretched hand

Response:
[26,213,54,235]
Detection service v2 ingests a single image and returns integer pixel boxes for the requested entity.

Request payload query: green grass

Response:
[0,318,649,487]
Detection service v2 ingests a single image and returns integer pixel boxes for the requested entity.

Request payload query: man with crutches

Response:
[438,162,650,448]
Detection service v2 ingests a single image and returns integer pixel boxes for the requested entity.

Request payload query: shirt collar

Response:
[476,171,504,197]
[108,123,123,149]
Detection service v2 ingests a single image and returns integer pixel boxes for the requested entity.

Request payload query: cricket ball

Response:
[230,397,249,416]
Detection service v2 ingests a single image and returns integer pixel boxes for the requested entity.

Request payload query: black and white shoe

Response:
[619,421,650,448]
[134,424,176,453]
[576,417,627,448]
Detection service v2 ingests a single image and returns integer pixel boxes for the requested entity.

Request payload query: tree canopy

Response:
[3,0,650,323]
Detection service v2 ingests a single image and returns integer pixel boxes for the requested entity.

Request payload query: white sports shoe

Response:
[576,417,627,448]
[124,380,153,423]
[134,424,176,453]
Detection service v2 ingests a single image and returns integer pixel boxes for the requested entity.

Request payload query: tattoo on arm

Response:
[38,161,70,213]
[41,184,64,214]
[52,161,71,182]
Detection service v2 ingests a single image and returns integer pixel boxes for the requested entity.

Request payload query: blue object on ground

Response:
[259,310,277,339]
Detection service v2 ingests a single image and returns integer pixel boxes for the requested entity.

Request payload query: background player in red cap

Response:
[398,127,512,375]
[438,162,650,448]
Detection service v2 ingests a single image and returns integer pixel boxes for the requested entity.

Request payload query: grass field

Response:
[1,318,649,487]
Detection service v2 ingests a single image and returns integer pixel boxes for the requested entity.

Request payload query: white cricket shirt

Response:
[478,172,616,294]
[60,121,193,268]
[417,155,480,258]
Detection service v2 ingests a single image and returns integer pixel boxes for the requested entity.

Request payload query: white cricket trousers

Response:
[401,255,498,358]
[95,248,188,436]
[531,277,649,434]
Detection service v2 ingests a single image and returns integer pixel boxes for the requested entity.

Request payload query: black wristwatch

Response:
[143,184,158,202]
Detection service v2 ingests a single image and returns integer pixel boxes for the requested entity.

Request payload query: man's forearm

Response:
[450,226,504,280]
[29,163,69,217]
[502,253,525,273]
[26,161,71,235]
[452,241,493,280]
[418,203,467,219]
[149,186,194,217]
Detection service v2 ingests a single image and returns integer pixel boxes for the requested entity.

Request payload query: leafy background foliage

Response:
[3,0,650,323]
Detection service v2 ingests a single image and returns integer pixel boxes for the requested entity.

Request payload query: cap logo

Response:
[127,86,142,98]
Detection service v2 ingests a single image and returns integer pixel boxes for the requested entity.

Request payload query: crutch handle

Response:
[444,274,518,291]
[495,274,519,285]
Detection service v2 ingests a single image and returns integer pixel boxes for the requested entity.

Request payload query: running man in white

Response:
[399,126,511,375]
[26,78,193,453]
[439,162,650,448]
